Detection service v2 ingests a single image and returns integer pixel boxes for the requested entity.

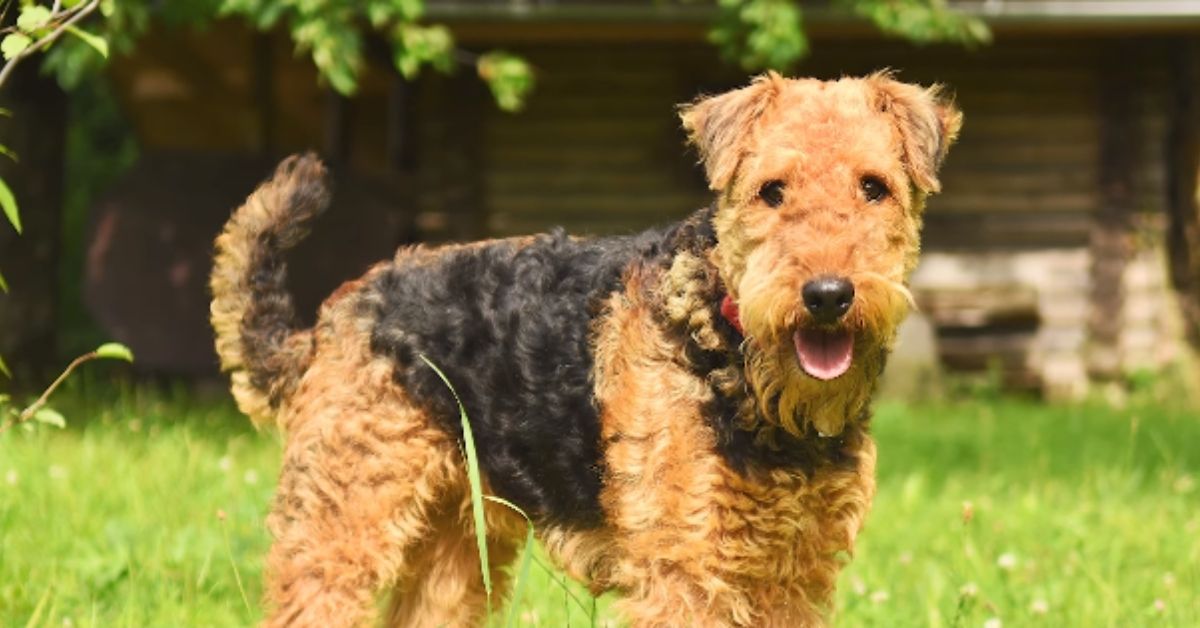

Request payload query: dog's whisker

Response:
[857,271,918,311]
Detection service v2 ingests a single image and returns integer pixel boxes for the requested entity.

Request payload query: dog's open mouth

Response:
[793,328,854,381]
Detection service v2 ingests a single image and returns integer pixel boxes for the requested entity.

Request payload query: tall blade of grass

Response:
[483,495,536,628]
[507,526,535,627]
[218,510,252,617]
[419,355,492,611]
[531,555,595,616]
[23,588,51,628]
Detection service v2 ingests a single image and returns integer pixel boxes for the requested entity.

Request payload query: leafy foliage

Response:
[712,0,989,71]
[845,0,991,45]
[1,0,113,376]
[712,0,809,71]
[42,0,537,110]
[37,0,983,113]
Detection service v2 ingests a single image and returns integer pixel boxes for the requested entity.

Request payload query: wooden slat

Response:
[918,286,1041,329]
[922,212,1094,249]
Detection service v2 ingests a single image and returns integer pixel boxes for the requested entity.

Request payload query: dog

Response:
[210,71,960,627]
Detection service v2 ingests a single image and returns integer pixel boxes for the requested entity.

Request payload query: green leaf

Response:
[0,144,18,162]
[391,23,453,79]
[100,0,116,18]
[95,342,134,362]
[505,523,535,628]
[0,354,9,378]
[64,0,87,8]
[0,268,8,293]
[419,355,492,607]
[325,65,357,95]
[394,50,419,80]
[1,33,33,61]
[33,407,66,429]
[478,52,536,113]
[0,108,11,117]
[66,26,109,59]
[396,0,424,21]
[366,3,392,27]
[17,5,53,33]
[0,177,20,234]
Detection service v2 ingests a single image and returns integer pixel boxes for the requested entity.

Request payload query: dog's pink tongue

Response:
[794,329,854,381]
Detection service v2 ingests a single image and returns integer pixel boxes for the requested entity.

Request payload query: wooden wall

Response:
[412,37,1186,393]
[102,21,1189,386]
[411,45,722,239]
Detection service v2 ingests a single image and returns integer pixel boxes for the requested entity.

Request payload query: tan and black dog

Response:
[210,71,960,627]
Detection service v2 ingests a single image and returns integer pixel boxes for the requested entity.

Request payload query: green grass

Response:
[1,382,1197,626]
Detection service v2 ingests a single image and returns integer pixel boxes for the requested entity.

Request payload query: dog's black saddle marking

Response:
[365,227,674,528]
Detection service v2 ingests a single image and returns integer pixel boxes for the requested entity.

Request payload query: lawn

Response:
[1,381,1196,627]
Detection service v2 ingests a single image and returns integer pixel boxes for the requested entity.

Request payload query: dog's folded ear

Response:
[679,72,785,191]
[870,73,963,194]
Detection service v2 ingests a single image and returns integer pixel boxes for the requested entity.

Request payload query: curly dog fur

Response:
[210,72,960,627]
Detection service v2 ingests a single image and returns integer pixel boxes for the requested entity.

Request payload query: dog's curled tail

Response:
[210,153,329,427]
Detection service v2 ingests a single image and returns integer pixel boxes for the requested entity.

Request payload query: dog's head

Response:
[680,72,961,437]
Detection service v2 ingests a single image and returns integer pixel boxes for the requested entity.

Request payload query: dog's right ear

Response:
[869,73,963,194]
[680,73,784,191]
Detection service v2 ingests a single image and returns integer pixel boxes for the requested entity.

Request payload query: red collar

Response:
[720,294,744,335]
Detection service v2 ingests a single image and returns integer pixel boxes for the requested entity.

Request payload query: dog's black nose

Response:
[802,277,854,324]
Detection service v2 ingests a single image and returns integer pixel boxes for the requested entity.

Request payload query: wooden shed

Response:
[51,2,1200,391]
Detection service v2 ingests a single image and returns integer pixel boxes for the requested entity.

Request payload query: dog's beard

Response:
[742,337,883,437]
[737,268,912,438]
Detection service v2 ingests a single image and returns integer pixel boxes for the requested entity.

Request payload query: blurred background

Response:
[0,0,1197,398]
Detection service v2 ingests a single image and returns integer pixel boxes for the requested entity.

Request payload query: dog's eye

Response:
[861,176,890,203]
[758,180,785,208]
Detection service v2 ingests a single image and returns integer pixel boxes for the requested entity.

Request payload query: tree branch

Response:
[0,0,101,90]
[0,351,98,434]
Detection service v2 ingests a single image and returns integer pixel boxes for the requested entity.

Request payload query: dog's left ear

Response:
[679,73,785,190]
[870,74,962,194]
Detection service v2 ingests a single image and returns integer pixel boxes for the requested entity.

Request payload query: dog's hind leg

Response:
[382,500,523,628]
[261,363,465,627]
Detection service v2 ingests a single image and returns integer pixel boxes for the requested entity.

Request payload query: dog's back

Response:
[360,228,667,527]
[213,161,684,526]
